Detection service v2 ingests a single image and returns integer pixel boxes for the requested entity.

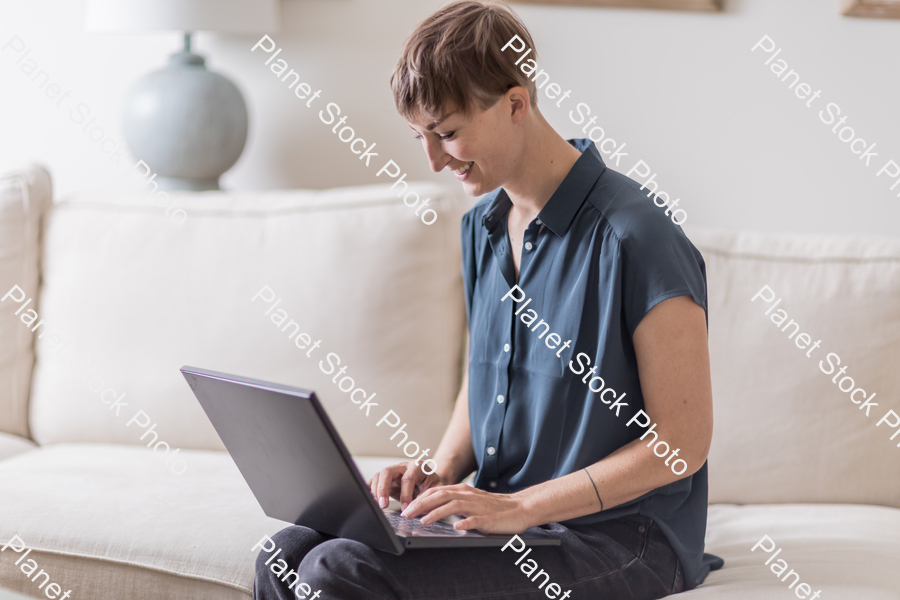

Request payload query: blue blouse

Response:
[460,138,723,590]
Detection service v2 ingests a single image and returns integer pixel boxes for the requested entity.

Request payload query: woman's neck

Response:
[503,112,583,216]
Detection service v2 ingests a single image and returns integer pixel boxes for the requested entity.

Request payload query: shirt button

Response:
[487,446,496,456]
[536,219,542,225]
[503,343,510,352]
[496,395,505,404]
[524,242,533,251]
[489,481,498,489]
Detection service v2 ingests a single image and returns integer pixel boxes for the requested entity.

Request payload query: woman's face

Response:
[407,90,527,197]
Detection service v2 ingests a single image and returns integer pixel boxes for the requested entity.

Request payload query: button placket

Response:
[482,279,513,486]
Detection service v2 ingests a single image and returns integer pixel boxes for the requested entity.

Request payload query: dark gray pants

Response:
[254,514,683,600]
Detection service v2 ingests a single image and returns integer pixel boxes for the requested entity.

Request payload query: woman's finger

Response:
[403,487,462,519]
[452,515,482,531]
[371,470,386,508]
[368,474,377,500]
[376,465,404,509]
[398,462,424,510]
[418,499,466,526]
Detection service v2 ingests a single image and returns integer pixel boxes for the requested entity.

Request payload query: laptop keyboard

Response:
[384,510,470,537]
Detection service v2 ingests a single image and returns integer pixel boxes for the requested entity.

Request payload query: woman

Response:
[255,2,722,598]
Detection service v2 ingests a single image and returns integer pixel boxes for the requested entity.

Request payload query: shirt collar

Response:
[481,139,606,237]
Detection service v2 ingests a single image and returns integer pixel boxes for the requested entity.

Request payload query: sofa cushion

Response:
[0,444,276,599]
[683,503,900,598]
[690,229,900,508]
[0,586,35,600]
[0,444,398,600]
[2,445,897,599]
[0,164,52,440]
[29,183,470,457]
[0,432,35,462]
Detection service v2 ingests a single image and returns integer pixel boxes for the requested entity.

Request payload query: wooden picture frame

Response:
[511,0,721,11]
[843,0,900,18]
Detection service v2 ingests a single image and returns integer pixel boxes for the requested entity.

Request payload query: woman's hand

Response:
[368,461,446,510]
[400,484,532,535]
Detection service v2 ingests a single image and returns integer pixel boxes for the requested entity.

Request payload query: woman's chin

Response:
[461,183,483,197]
[460,176,492,197]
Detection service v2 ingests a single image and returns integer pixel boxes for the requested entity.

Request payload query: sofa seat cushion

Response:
[0,444,398,600]
[685,503,900,598]
[0,433,35,462]
[5,446,898,599]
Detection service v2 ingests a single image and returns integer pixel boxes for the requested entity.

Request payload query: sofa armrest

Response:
[0,164,52,441]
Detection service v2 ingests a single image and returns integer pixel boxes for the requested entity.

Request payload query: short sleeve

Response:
[618,207,707,337]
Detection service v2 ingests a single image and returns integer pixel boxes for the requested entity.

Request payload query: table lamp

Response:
[85,0,280,190]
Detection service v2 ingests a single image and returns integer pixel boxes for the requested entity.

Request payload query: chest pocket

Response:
[469,278,506,365]
[510,317,567,378]
[469,275,570,377]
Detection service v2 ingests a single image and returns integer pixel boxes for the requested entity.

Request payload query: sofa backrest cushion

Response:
[29,183,469,458]
[691,228,900,508]
[0,164,52,440]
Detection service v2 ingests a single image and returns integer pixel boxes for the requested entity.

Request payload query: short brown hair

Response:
[391,0,538,121]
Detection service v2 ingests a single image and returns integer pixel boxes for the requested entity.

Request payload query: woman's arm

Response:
[370,353,478,510]
[432,362,478,486]
[402,295,714,533]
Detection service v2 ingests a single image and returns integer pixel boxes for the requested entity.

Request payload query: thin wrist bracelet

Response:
[583,468,604,511]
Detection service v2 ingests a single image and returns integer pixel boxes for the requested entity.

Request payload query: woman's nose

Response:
[424,138,448,173]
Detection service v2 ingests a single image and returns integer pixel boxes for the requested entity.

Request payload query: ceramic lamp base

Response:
[123,51,248,191]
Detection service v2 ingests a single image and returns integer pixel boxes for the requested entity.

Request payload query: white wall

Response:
[1,0,899,236]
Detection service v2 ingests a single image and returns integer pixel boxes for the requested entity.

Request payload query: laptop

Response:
[180,366,559,555]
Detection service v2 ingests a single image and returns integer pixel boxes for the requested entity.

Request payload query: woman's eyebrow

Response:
[426,112,458,131]
[409,113,457,133]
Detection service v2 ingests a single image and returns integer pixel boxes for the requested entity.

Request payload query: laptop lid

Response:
[181,365,405,555]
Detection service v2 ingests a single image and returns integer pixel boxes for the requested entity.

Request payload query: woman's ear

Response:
[506,86,531,125]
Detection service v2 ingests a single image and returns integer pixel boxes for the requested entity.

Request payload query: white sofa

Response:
[1,163,899,599]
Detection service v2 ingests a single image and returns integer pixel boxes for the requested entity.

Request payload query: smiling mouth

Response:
[453,161,473,175]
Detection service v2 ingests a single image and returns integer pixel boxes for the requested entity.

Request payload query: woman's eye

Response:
[412,131,454,141]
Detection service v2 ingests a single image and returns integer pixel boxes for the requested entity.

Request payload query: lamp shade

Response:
[85,0,280,33]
